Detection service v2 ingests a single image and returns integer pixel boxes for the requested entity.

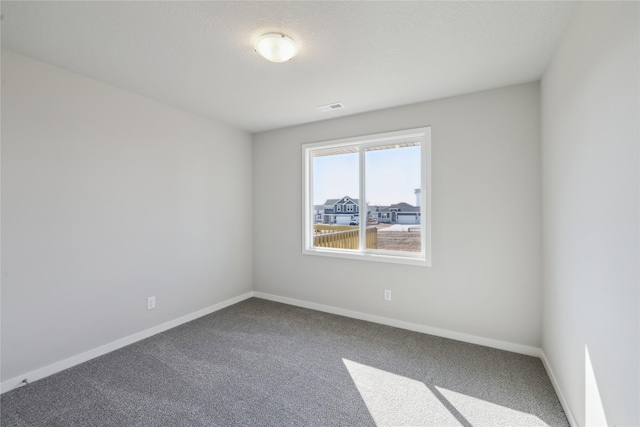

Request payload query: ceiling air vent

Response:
[316,102,345,112]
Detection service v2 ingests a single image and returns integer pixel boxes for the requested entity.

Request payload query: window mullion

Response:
[359,147,366,252]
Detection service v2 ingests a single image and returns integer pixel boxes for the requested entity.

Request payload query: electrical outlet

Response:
[384,289,392,301]
[147,296,156,310]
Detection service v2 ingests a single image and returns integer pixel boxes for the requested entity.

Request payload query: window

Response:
[303,127,431,266]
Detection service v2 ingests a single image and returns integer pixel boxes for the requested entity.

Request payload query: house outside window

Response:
[303,127,431,266]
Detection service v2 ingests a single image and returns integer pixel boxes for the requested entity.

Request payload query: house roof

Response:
[0,2,578,133]
[322,197,359,206]
[378,202,420,213]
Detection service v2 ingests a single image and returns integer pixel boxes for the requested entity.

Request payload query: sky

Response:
[312,145,421,206]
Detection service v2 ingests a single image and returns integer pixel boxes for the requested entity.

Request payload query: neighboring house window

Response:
[303,127,431,266]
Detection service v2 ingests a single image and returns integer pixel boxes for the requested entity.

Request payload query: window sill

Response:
[302,247,431,267]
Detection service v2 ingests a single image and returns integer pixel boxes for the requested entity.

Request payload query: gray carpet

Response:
[1,298,569,426]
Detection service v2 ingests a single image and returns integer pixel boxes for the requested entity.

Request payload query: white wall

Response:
[1,50,254,382]
[253,82,542,348]
[541,2,639,426]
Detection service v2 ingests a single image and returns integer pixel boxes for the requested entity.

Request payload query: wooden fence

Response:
[313,224,378,249]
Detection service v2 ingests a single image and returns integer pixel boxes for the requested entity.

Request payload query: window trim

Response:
[302,127,431,266]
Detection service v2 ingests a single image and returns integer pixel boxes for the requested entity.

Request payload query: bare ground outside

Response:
[375,224,421,252]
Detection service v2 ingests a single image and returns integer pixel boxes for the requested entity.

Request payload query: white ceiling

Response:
[1,1,577,133]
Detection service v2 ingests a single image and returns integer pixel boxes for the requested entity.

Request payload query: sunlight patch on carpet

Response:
[435,386,547,426]
[343,358,548,426]
[342,359,460,426]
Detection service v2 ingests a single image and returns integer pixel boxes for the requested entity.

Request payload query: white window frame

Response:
[302,127,431,266]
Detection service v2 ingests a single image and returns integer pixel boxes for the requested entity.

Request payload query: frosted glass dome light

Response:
[254,33,298,63]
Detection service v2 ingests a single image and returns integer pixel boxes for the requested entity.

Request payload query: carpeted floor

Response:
[1,298,569,426]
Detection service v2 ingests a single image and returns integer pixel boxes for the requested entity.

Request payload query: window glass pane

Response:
[365,143,422,253]
[303,127,430,266]
[312,150,360,250]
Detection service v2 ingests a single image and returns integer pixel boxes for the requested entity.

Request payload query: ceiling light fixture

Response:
[254,33,298,63]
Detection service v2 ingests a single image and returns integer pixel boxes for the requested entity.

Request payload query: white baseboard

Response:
[1,291,254,394]
[253,292,542,358]
[540,350,578,427]
[2,290,552,401]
